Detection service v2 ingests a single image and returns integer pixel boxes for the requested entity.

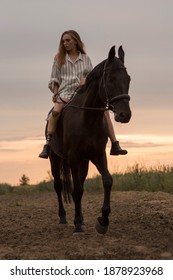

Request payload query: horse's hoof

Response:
[59,218,68,224]
[73,230,85,236]
[73,226,84,236]
[95,219,108,234]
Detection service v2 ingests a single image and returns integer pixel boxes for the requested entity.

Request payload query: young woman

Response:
[39,30,127,158]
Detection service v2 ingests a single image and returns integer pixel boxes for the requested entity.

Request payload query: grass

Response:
[111,163,173,193]
[0,163,173,195]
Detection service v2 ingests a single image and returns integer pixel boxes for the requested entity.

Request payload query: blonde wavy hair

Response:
[55,30,86,66]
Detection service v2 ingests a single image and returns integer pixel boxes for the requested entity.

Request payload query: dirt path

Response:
[0,191,173,259]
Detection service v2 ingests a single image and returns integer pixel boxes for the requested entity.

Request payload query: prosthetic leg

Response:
[39,111,60,159]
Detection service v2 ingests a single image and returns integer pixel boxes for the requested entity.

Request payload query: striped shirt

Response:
[48,52,93,100]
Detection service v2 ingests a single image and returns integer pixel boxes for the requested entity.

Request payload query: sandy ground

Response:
[0,190,173,260]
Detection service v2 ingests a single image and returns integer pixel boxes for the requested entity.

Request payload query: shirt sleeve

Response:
[80,55,93,78]
[87,56,93,72]
[48,60,61,92]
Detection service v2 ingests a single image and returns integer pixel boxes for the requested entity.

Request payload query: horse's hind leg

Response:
[49,151,67,224]
[79,159,89,226]
[92,154,113,234]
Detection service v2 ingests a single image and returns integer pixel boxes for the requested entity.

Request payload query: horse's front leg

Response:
[96,171,112,233]
[73,184,84,233]
[92,153,113,234]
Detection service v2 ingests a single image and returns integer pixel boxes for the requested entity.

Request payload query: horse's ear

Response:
[118,45,125,64]
[108,45,115,63]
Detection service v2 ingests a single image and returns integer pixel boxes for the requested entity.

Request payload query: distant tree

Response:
[19,174,30,186]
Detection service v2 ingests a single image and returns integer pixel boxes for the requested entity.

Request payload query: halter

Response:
[102,64,130,112]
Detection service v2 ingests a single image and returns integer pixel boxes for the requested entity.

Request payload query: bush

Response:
[0,183,13,195]
[111,163,173,193]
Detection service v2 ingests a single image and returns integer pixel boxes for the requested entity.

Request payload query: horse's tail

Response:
[60,159,73,203]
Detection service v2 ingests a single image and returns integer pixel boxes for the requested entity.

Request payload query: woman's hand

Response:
[52,93,58,103]
[52,83,59,102]
[79,78,86,86]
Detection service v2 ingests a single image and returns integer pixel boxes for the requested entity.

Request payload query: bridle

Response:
[101,64,130,112]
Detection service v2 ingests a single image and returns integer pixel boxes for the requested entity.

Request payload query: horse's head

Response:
[101,46,131,123]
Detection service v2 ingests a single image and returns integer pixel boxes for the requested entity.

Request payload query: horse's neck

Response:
[82,80,103,109]
[77,81,105,126]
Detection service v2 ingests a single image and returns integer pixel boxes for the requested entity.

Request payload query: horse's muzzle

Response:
[115,110,132,123]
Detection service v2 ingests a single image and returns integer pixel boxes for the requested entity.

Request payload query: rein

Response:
[66,104,108,111]
[61,94,108,111]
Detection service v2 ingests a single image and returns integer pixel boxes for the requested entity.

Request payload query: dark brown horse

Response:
[49,46,131,234]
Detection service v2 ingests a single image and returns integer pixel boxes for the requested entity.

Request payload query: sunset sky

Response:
[1,0,173,185]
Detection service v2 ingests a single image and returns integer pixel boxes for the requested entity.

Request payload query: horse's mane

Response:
[77,55,122,96]
[86,60,106,85]
[77,59,106,95]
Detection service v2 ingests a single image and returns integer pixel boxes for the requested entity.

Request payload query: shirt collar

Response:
[66,52,83,63]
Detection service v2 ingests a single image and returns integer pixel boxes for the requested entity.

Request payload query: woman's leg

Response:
[104,111,127,155]
[104,110,116,142]
[47,102,65,134]
[39,101,65,158]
